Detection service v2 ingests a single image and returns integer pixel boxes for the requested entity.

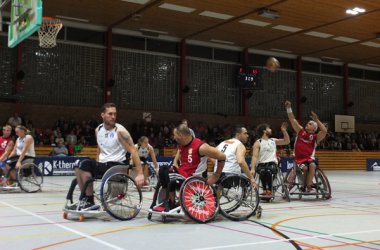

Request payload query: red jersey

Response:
[294,128,317,164]
[178,138,207,178]
[0,136,12,158]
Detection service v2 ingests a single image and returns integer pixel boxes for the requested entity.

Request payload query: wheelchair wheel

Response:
[315,168,331,199]
[273,170,290,202]
[218,175,259,221]
[179,176,218,223]
[17,163,43,193]
[100,172,142,221]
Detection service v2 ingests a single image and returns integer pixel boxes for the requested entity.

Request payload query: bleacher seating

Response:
[35,146,97,159]
[316,151,380,170]
[36,146,379,170]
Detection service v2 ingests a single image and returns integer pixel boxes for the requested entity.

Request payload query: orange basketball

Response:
[266,57,280,72]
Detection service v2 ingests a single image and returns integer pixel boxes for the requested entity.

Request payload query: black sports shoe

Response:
[66,203,79,210]
[78,198,100,211]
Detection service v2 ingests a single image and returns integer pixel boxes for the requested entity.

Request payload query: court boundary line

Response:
[0,200,125,250]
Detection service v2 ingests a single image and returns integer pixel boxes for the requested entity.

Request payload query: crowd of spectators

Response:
[3,114,380,154]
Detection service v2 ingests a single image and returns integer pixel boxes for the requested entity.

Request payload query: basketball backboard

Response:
[8,0,42,48]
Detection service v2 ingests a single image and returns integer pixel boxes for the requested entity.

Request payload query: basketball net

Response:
[38,17,63,48]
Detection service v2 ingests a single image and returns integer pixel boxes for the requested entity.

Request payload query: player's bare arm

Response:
[311,111,327,143]
[118,130,144,187]
[250,141,260,176]
[237,144,256,188]
[276,122,290,146]
[200,143,226,185]
[285,100,302,133]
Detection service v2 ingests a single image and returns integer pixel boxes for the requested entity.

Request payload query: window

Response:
[187,44,212,59]
[303,61,320,73]
[147,39,178,55]
[66,27,104,45]
[113,34,145,50]
[214,48,241,63]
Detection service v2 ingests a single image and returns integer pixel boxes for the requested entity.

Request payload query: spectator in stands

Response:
[7,112,22,128]
[66,129,77,146]
[51,138,68,156]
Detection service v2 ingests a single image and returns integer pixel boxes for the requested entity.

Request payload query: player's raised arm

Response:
[285,100,302,133]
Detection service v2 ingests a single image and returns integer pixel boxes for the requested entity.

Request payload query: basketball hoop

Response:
[37,17,63,48]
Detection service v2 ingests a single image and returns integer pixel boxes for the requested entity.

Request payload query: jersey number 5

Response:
[221,144,228,153]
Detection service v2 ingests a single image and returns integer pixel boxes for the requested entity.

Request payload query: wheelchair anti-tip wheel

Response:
[218,175,259,221]
[179,176,218,223]
[100,172,142,221]
[17,162,43,193]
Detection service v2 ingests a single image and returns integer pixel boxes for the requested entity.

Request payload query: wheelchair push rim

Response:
[17,163,43,193]
[218,175,260,221]
[100,172,142,221]
[179,176,219,223]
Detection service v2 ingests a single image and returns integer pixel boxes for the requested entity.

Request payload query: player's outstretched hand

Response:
[280,122,288,131]
[310,111,319,121]
[285,100,291,108]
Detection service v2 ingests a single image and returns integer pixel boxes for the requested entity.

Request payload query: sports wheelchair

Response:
[216,173,261,221]
[148,171,260,223]
[284,161,331,200]
[0,158,43,193]
[254,163,290,203]
[63,164,142,222]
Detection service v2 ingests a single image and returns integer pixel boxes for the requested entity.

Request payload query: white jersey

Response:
[215,138,242,174]
[256,138,278,164]
[16,135,35,157]
[135,143,152,159]
[97,123,126,163]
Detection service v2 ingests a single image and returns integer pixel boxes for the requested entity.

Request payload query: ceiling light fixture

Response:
[258,8,280,19]
[199,11,233,20]
[272,25,302,32]
[121,0,150,4]
[346,7,366,15]
[159,3,195,13]
[271,48,292,53]
[210,39,234,45]
[140,28,168,37]
[239,18,271,27]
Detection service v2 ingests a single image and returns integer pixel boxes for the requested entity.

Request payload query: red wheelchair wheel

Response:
[179,176,219,223]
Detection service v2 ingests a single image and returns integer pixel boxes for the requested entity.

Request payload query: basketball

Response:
[266,57,280,72]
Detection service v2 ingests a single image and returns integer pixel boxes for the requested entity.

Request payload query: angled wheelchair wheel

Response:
[17,163,43,193]
[100,173,142,221]
[179,176,218,223]
[315,168,331,199]
[273,169,290,202]
[218,175,259,221]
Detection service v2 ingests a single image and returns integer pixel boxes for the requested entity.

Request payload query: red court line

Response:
[272,213,380,250]
[206,223,312,248]
[303,239,380,250]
